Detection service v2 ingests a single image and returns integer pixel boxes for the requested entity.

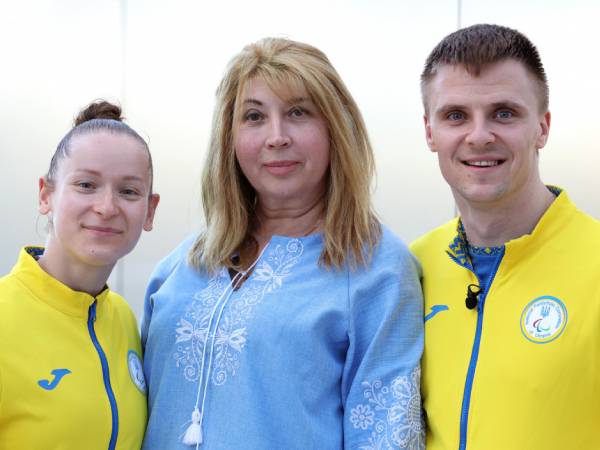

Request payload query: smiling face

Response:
[234,77,331,210]
[39,131,159,273]
[424,59,551,210]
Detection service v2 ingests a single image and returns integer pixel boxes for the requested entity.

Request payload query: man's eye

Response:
[496,110,513,119]
[447,112,464,121]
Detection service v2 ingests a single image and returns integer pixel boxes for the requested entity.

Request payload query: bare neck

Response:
[252,195,325,251]
[37,241,113,297]
[457,184,556,248]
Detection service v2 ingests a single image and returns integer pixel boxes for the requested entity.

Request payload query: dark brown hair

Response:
[46,99,154,193]
[421,24,549,113]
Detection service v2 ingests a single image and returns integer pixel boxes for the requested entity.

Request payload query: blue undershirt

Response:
[467,246,504,289]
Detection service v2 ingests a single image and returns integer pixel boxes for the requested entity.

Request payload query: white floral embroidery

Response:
[351,367,424,450]
[173,240,303,385]
[350,404,375,430]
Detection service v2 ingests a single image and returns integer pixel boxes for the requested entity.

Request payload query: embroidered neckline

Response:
[468,244,504,256]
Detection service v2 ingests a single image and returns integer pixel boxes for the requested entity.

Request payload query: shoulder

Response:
[570,204,600,239]
[107,290,137,321]
[371,224,414,266]
[152,234,199,278]
[354,224,421,284]
[410,218,458,260]
[0,251,27,304]
[0,272,17,297]
[145,234,202,304]
[546,191,600,249]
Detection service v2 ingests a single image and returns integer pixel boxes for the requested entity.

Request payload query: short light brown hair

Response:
[421,24,549,114]
[190,37,381,272]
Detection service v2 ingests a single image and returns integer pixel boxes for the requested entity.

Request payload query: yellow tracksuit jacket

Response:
[411,191,600,450]
[0,247,147,449]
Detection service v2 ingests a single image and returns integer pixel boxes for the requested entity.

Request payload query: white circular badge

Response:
[127,350,147,394]
[520,296,567,344]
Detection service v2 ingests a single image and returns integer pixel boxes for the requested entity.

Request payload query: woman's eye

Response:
[244,111,263,122]
[77,182,94,190]
[121,188,140,197]
[289,107,305,118]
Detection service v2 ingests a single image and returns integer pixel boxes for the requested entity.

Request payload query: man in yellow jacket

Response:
[411,24,600,450]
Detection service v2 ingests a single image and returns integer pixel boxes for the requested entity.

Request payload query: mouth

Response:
[263,160,299,175]
[82,225,122,235]
[462,159,505,168]
[264,160,298,167]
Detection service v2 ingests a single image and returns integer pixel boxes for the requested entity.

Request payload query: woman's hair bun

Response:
[74,100,123,126]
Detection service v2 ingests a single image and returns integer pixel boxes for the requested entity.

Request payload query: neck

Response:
[37,241,113,297]
[252,194,325,251]
[457,183,555,247]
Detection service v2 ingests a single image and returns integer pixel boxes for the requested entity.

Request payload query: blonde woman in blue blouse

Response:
[142,38,424,450]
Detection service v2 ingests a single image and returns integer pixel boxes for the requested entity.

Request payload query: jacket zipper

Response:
[457,247,505,450]
[88,300,119,450]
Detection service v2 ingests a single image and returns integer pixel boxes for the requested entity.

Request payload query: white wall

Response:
[1,0,598,318]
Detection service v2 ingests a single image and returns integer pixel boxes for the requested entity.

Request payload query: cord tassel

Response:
[182,408,203,446]
[180,246,269,448]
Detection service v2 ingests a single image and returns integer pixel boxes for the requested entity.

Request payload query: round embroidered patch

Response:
[127,350,147,393]
[520,296,567,344]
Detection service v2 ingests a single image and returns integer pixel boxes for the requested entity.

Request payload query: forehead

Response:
[61,132,150,180]
[239,76,310,104]
[425,60,542,113]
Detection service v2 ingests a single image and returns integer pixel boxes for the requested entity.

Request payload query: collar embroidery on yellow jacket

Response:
[411,190,600,450]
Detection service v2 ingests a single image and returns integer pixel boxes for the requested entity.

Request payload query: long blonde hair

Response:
[189,37,380,272]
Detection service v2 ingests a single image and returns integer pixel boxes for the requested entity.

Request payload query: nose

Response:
[465,116,495,148]
[94,189,119,217]
[265,118,291,149]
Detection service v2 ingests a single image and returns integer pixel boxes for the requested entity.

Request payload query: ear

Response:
[535,111,551,150]
[424,114,437,152]
[38,177,53,215]
[143,193,160,232]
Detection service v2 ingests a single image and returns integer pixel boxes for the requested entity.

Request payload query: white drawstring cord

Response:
[183,244,269,448]
[182,271,242,446]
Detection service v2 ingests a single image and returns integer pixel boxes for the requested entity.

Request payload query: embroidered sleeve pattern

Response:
[350,367,424,449]
[343,235,425,450]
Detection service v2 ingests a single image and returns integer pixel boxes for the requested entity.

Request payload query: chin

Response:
[455,184,509,205]
[80,247,128,268]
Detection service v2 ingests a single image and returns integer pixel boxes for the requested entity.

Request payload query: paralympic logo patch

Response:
[520,296,567,344]
[127,350,147,394]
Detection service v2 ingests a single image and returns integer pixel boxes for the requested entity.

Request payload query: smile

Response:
[463,160,503,167]
[82,225,122,235]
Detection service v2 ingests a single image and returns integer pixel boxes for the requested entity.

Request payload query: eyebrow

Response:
[242,99,263,106]
[435,100,526,116]
[286,96,310,105]
[434,104,465,116]
[241,97,311,107]
[489,100,525,111]
[73,169,144,182]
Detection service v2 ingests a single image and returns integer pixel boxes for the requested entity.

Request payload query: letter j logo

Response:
[38,368,72,391]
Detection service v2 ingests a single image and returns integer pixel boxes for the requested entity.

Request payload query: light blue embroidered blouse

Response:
[141,227,424,450]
